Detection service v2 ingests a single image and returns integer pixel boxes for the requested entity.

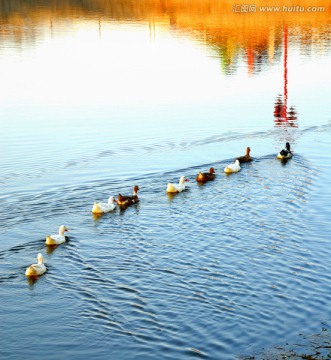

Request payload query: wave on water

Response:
[0,153,317,232]
[0,123,328,191]
[0,153,318,285]
[1,148,329,360]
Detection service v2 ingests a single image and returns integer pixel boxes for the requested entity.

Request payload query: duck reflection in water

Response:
[92,212,104,221]
[274,95,298,128]
[46,244,59,255]
[26,275,39,287]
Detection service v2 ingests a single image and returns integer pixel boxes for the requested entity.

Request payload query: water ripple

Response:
[1,152,329,360]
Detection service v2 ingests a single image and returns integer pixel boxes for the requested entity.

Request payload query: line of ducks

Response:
[25,142,293,277]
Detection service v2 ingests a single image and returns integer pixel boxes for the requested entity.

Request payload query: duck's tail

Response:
[166,183,177,193]
[45,235,56,245]
[196,173,204,181]
[92,202,102,214]
[25,265,38,276]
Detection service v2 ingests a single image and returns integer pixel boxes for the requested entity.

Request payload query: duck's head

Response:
[117,194,123,202]
[246,147,251,155]
[59,225,69,235]
[209,167,215,174]
[108,196,115,204]
[179,176,189,184]
[286,142,291,151]
[133,185,140,194]
[37,253,43,264]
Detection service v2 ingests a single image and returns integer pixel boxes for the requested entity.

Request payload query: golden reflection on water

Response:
[0,0,329,138]
[1,0,330,69]
[45,244,58,255]
[91,212,104,222]
[26,274,39,287]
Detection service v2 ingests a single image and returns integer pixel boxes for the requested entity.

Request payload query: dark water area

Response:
[1,1,331,359]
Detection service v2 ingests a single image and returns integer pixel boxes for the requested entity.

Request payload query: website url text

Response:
[233,4,325,13]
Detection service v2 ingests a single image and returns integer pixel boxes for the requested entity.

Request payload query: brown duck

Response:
[117,185,139,207]
[196,167,216,182]
[235,147,252,163]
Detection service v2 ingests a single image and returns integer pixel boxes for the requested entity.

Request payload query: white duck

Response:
[277,142,293,159]
[92,196,116,214]
[25,253,46,276]
[166,176,189,193]
[45,225,69,245]
[224,159,241,174]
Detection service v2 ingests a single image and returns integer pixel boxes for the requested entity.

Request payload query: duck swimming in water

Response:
[236,147,252,163]
[25,253,46,277]
[224,160,241,174]
[166,176,189,193]
[196,167,215,182]
[117,185,140,207]
[45,225,69,246]
[277,142,293,159]
[92,196,116,214]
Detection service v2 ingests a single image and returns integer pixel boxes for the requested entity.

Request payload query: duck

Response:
[277,142,293,159]
[196,167,215,182]
[25,253,46,277]
[117,185,140,207]
[236,147,252,163]
[166,176,189,193]
[224,159,241,174]
[45,225,69,246]
[92,196,116,214]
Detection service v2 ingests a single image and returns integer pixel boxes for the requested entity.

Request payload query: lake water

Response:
[1,1,331,359]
